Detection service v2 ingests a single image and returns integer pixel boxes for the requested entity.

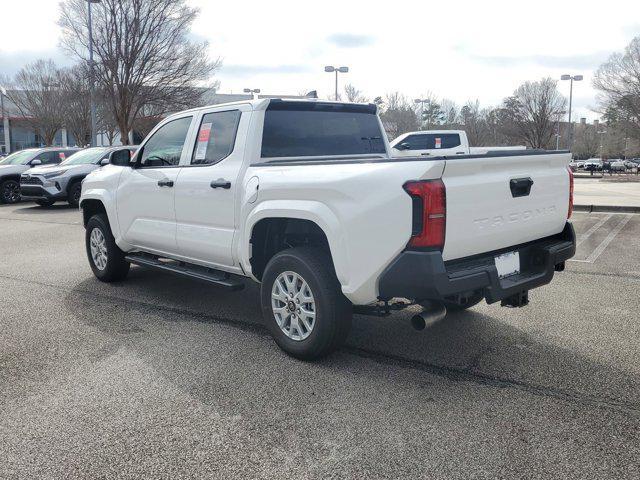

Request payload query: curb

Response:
[574,204,640,213]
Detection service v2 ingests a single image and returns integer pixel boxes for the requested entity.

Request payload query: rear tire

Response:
[261,247,352,360]
[85,213,130,282]
[36,199,55,207]
[68,181,82,207]
[0,179,21,204]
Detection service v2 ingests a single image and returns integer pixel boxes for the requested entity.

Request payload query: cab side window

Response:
[139,116,193,168]
[191,110,241,165]
[34,151,57,164]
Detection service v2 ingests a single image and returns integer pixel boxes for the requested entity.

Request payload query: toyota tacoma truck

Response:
[391,129,526,157]
[80,99,576,359]
[21,146,138,207]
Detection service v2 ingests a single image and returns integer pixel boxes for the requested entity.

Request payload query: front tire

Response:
[85,213,130,282]
[0,180,21,204]
[261,247,352,360]
[68,181,82,207]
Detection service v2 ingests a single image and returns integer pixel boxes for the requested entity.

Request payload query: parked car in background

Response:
[569,161,579,171]
[20,146,138,207]
[610,160,627,172]
[0,147,80,204]
[583,159,603,172]
[390,130,526,157]
[623,160,636,169]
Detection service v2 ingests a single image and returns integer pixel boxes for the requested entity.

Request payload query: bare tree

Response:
[497,78,566,148]
[344,84,368,103]
[59,0,219,144]
[59,65,91,147]
[378,92,419,139]
[8,60,65,146]
[593,36,640,142]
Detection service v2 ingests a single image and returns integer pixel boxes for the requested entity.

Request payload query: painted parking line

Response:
[570,214,633,263]
[575,214,612,247]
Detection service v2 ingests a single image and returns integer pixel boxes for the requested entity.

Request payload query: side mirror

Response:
[110,149,132,167]
[30,159,42,166]
[100,157,110,166]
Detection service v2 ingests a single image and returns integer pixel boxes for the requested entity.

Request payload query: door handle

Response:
[211,179,231,189]
[157,179,174,187]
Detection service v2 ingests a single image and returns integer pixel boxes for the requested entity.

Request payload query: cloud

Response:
[219,64,312,77]
[326,33,375,48]
[0,49,76,79]
[463,51,611,70]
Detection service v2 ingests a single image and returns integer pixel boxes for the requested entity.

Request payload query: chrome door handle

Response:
[211,179,231,189]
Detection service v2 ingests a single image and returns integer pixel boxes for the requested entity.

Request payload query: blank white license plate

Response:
[494,251,520,278]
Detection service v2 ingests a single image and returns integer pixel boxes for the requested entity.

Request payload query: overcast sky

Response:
[1,0,639,120]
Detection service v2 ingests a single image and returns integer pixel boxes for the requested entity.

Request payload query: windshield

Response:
[60,148,107,165]
[0,150,36,165]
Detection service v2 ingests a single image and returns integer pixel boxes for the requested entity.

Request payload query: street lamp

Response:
[87,0,101,147]
[324,66,348,101]
[560,74,583,150]
[598,130,607,160]
[0,86,10,154]
[243,88,261,99]
[414,98,430,129]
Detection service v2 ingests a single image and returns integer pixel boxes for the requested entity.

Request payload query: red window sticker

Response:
[435,137,441,149]
[59,152,66,160]
[195,122,213,160]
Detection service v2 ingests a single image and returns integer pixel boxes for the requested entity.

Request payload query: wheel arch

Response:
[242,201,349,287]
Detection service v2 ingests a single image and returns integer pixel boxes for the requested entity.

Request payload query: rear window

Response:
[402,133,461,150]
[261,102,385,158]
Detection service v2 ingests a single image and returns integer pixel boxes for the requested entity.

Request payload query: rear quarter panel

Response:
[241,159,445,305]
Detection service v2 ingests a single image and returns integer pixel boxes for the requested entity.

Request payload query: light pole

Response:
[561,74,583,151]
[243,88,261,99]
[87,0,101,147]
[0,86,10,154]
[414,98,430,129]
[324,66,348,101]
[555,110,566,150]
[598,130,607,159]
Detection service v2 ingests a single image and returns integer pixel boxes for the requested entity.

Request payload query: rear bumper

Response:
[378,222,576,304]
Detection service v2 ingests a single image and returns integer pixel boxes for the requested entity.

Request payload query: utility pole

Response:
[87,0,101,147]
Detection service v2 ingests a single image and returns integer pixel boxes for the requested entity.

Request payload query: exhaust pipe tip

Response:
[411,303,447,331]
[411,314,427,331]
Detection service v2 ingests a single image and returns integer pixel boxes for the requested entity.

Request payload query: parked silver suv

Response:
[21,146,138,207]
[0,147,80,204]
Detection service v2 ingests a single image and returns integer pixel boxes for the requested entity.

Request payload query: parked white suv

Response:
[80,99,576,359]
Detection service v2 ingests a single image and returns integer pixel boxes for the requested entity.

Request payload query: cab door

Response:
[116,115,195,256]
[174,104,251,269]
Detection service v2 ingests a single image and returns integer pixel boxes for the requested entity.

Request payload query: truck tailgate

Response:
[441,152,571,261]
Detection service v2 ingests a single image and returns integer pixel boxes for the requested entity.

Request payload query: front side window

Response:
[61,148,108,165]
[34,151,58,164]
[191,110,241,165]
[139,116,193,167]
[261,102,385,158]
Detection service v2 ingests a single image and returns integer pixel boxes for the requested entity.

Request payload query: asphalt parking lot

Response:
[1,203,639,479]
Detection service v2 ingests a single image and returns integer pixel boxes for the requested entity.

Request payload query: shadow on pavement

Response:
[65,267,640,413]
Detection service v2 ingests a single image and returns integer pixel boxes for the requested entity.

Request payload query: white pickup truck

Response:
[80,99,576,359]
[391,129,526,157]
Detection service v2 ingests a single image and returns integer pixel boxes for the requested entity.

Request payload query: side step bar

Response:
[125,253,245,291]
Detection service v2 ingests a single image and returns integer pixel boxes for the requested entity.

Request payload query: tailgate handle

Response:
[510,177,534,197]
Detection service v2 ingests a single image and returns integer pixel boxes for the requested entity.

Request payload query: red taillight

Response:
[567,167,574,219]
[403,179,446,250]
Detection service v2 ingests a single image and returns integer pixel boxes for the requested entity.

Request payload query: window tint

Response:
[261,103,385,158]
[34,151,57,164]
[400,133,461,150]
[139,116,192,167]
[191,110,241,165]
